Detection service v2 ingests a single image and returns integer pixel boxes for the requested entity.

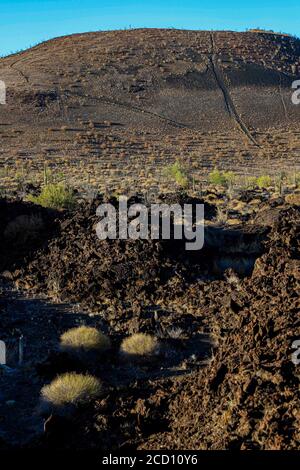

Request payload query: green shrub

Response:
[41,372,102,408]
[59,326,111,355]
[244,176,258,189]
[163,162,189,188]
[223,171,235,185]
[209,169,235,187]
[209,169,226,186]
[27,183,76,210]
[256,175,272,189]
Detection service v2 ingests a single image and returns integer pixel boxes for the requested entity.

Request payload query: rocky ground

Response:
[0,189,299,450]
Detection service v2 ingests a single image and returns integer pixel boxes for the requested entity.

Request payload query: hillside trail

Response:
[9,57,30,85]
[278,72,289,121]
[209,31,259,146]
[65,89,194,131]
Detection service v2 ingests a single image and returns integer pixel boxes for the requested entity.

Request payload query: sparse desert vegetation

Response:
[40,372,102,409]
[0,29,299,196]
[27,183,76,210]
[208,169,235,188]
[60,326,111,355]
[0,27,299,454]
[1,185,299,451]
[120,333,159,359]
[163,161,190,189]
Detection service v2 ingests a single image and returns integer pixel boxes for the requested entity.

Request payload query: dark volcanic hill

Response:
[1,29,300,130]
[0,29,300,191]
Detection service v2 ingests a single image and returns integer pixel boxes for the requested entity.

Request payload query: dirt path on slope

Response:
[209,32,259,146]
[9,57,30,85]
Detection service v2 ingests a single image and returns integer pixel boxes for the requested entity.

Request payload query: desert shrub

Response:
[4,214,44,246]
[120,333,159,359]
[209,169,235,187]
[163,161,189,188]
[60,326,111,354]
[256,175,272,189]
[223,171,235,185]
[27,183,76,210]
[41,372,102,408]
[209,169,226,186]
[243,176,257,189]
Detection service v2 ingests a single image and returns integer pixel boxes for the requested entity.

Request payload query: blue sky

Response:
[0,0,299,57]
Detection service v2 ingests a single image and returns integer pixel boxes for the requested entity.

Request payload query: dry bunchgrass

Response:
[215,206,228,224]
[60,326,111,354]
[41,372,102,408]
[285,193,300,206]
[120,333,159,360]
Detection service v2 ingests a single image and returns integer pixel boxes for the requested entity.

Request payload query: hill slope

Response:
[0,29,300,191]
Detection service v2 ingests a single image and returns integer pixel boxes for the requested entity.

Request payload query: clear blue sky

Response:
[0,0,299,57]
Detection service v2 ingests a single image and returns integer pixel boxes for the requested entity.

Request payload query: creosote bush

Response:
[209,169,235,187]
[41,372,102,408]
[244,176,258,189]
[256,175,272,189]
[27,183,76,210]
[163,161,189,189]
[60,326,111,354]
[120,333,159,359]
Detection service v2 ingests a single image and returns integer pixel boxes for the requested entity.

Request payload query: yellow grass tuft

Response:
[60,326,111,354]
[41,372,102,407]
[120,333,159,359]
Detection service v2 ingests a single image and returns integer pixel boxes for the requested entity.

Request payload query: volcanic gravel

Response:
[0,197,299,450]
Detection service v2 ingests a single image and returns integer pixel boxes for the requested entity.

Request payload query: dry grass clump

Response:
[4,214,44,246]
[41,372,102,408]
[285,193,300,206]
[120,333,159,360]
[60,326,111,355]
[215,206,228,224]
